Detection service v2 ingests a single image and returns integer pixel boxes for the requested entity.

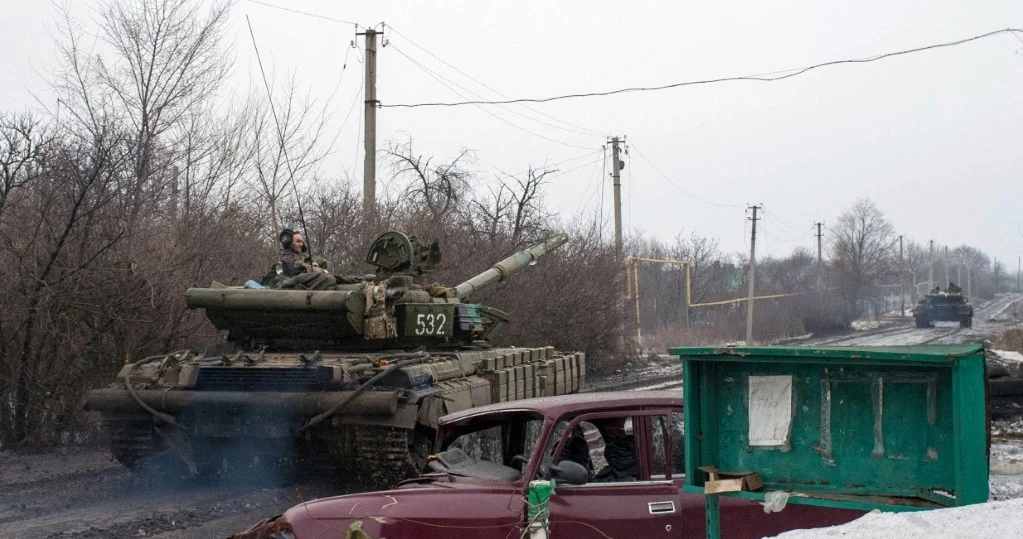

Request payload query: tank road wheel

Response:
[106,419,159,471]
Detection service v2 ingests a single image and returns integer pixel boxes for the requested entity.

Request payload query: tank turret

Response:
[183,231,568,348]
[85,231,583,487]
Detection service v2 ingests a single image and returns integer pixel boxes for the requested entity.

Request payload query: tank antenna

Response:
[246,15,313,259]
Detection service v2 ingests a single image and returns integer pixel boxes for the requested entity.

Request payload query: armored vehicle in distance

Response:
[85,231,584,487]
[912,287,973,328]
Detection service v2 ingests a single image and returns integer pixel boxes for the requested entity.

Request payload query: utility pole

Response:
[1017,256,1020,293]
[928,240,934,292]
[899,235,905,318]
[814,222,824,290]
[610,137,624,261]
[746,205,761,344]
[359,27,380,210]
[967,264,972,302]
[944,246,950,289]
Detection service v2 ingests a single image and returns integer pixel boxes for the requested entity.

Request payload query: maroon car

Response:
[233,391,861,539]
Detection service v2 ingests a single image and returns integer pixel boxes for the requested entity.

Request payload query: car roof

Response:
[438,390,682,425]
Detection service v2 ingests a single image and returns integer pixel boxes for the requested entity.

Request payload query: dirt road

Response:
[800,293,1022,347]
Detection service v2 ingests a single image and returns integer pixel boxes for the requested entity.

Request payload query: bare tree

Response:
[0,113,49,220]
[249,81,334,232]
[0,127,131,444]
[387,138,474,223]
[465,166,553,245]
[828,198,896,319]
[95,0,231,206]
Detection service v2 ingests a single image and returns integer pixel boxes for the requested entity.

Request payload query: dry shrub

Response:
[994,328,1023,355]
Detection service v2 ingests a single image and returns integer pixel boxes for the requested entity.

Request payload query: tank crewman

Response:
[261,229,333,288]
[277,228,310,277]
[931,286,942,294]
[947,282,962,294]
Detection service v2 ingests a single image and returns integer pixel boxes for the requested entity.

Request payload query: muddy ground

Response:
[0,447,342,538]
[3,294,1022,538]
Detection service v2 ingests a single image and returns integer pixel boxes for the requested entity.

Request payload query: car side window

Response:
[449,425,503,464]
[540,419,571,471]
[648,412,685,479]
[522,417,546,464]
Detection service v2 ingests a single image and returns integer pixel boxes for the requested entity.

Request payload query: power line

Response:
[387,43,599,147]
[573,154,609,216]
[479,152,605,191]
[505,149,603,178]
[323,41,355,108]
[318,42,358,160]
[247,0,357,25]
[352,74,363,186]
[388,43,596,150]
[383,28,1023,108]
[628,141,742,208]
[386,25,605,138]
[760,208,807,240]
[336,70,364,143]
[762,207,809,235]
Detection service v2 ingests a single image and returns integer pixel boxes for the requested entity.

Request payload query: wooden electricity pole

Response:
[359,28,380,210]
[746,205,761,344]
[944,246,950,289]
[610,137,624,261]
[928,240,935,292]
[814,222,824,290]
[899,235,905,317]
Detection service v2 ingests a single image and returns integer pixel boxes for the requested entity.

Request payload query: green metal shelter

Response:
[670,344,989,536]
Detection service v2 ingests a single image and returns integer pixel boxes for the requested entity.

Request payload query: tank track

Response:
[352,426,429,487]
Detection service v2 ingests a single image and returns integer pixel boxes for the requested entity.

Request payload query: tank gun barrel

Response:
[452,232,568,300]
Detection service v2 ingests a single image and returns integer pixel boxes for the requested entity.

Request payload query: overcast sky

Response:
[2,0,1021,270]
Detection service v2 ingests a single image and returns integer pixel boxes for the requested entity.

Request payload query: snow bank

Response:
[851,319,884,331]
[991,349,1023,364]
[765,498,1023,539]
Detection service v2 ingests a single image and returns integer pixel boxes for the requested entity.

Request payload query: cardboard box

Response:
[698,466,764,494]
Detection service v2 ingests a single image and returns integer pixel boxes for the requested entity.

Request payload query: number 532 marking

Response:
[415,313,448,335]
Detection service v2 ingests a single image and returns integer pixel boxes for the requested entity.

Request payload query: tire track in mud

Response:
[806,325,918,346]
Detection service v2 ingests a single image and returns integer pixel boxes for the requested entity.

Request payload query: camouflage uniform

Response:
[261,249,310,287]
[278,248,312,277]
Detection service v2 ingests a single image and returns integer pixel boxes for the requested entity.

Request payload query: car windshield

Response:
[431,411,546,481]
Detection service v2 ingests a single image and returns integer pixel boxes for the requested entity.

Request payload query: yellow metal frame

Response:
[627,256,810,342]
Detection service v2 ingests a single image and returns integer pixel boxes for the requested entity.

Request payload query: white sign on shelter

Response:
[748,375,793,446]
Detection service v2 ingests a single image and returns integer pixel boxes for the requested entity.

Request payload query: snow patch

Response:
[765,498,1023,539]
[992,349,1023,364]
[851,319,884,331]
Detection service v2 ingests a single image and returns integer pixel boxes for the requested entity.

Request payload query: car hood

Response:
[283,476,525,538]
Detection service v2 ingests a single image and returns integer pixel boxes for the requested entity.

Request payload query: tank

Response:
[84,231,584,487]
[912,287,973,328]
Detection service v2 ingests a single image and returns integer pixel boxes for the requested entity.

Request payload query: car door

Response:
[544,410,682,538]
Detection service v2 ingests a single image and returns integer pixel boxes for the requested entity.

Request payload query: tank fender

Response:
[416,377,492,429]
[329,404,419,429]
[85,389,399,416]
